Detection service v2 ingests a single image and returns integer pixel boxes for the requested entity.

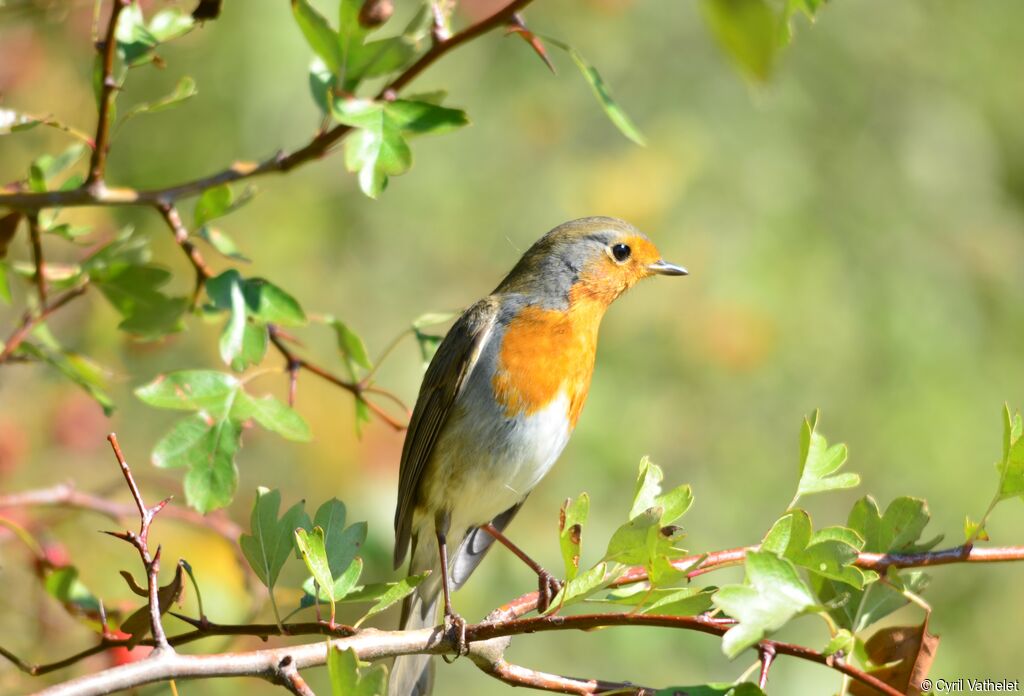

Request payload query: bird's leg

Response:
[435,528,468,660]
[482,523,562,613]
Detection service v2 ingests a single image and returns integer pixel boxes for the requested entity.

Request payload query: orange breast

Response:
[491,290,607,428]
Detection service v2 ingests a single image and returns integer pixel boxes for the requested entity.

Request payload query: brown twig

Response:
[154,201,213,305]
[0,0,537,212]
[267,325,408,431]
[0,482,242,542]
[87,0,128,186]
[0,283,89,363]
[104,433,174,653]
[27,211,47,303]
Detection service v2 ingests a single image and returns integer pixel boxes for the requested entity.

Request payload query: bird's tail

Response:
[389,534,442,696]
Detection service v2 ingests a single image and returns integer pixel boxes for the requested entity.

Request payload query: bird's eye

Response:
[611,243,631,263]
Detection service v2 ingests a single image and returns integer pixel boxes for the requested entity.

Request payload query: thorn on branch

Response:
[758,643,776,689]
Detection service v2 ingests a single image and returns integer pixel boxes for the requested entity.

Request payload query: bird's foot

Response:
[441,610,469,662]
[536,569,563,614]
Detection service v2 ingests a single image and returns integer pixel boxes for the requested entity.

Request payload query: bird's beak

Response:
[647,259,688,276]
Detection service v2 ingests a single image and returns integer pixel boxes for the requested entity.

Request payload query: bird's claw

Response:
[536,569,563,614]
[441,610,469,662]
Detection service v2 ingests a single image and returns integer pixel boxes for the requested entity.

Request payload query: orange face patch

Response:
[491,291,607,427]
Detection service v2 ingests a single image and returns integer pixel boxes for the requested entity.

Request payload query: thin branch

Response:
[472,652,655,695]
[28,211,47,303]
[87,0,128,186]
[105,433,174,653]
[0,482,242,542]
[0,0,538,211]
[154,201,213,305]
[0,283,89,364]
[267,325,408,431]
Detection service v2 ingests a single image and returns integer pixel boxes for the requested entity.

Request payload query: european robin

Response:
[390,217,687,695]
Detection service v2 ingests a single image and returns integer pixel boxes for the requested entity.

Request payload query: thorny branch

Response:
[103,433,174,653]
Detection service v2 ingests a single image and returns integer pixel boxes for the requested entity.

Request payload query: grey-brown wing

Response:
[393,298,499,568]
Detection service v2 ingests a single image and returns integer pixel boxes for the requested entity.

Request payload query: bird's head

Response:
[496,216,687,308]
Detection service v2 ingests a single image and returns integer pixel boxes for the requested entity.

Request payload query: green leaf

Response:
[147,8,195,42]
[329,317,371,378]
[411,311,457,329]
[997,404,1024,501]
[604,507,662,566]
[28,143,88,191]
[413,330,442,367]
[231,323,269,371]
[712,551,817,658]
[385,100,469,137]
[824,628,855,657]
[849,496,935,553]
[544,37,645,146]
[303,556,364,603]
[295,526,336,604]
[546,562,610,612]
[239,488,310,590]
[237,393,312,442]
[309,57,335,115]
[0,262,10,304]
[16,344,115,415]
[182,418,241,513]
[627,457,694,524]
[327,646,387,696]
[198,226,250,262]
[291,0,342,73]
[136,370,242,413]
[559,493,589,582]
[791,411,859,504]
[333,99,411,198]
[964,514,989,542]
[219,271,248,366]
[762,511,871,588]
[700,0,780,82]
[194,184,234,227]
[313,499,367,579]
[152,412,238,471]
[1,109,43,134]
[207,270,307,327]
[346,37,417,85]
[44,566,101,616]
[116,3,160,66]
[122,76,197,121]
[353,572,428,626]
[91,263,187,339]
[603,585,715,616]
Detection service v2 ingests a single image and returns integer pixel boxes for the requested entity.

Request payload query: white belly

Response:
[422,390,573,537]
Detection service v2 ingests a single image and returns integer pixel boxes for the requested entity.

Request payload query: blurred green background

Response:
[2,0,1024,693]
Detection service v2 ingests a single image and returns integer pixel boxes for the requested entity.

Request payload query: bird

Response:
[390,216,687,696]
